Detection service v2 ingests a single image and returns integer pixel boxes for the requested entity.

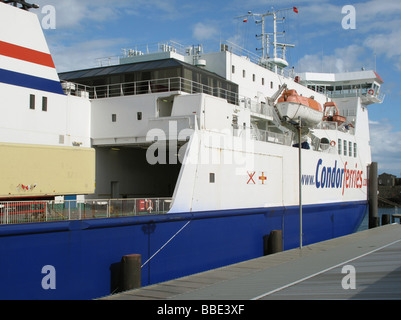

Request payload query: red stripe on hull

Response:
[0,40,55,68]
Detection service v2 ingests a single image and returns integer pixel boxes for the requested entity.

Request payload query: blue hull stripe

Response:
[0,68,64,95]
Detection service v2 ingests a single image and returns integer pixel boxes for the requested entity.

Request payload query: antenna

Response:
[0,0,39,10]
[238,7,296,73]
[374,48,377,72]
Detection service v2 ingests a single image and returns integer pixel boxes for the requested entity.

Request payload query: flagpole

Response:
[298,117,303,249]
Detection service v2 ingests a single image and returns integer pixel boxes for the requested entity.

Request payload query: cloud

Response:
[364,29,401,71]
[354,0,401,22]
[192,22,219,41]
[296,44,367,73]
[370,119,401,175]
[50,38,127,72]
[34,0,125,29]
[33,0,184,29]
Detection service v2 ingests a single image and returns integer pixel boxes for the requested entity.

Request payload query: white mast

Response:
[240,8,295,73]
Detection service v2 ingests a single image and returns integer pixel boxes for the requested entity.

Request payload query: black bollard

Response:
[368,162,379,229]
[263,234,269,256]
[118,254,141,292]
[265,230,283,255]
[382,214,391,225]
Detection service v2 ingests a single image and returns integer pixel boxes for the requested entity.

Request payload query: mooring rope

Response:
[141,220,191,268]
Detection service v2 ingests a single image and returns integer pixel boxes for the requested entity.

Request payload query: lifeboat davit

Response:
[276,89,323,126]
[323,101,346,125]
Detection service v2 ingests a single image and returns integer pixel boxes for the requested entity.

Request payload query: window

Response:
[262,78,265,85]
[209,173,215,183]
[29,94,35,110]
[338,139,342,155]
[344,140,347,156]
[232,65,235,74]
[349,141,352,157]
[270,81,273,89]
[42,97,48,112]
[242,70,246,78]
[112,114,117,122]
[232,115,238,129]
[252,74,255,82]
[354,143,357,157]
[137,112,142,120]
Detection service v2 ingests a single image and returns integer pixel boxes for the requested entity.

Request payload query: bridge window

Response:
[354,143,357,157]
[338,139,342,155]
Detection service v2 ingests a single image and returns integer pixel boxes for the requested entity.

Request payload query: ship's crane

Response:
[267,83,287,112]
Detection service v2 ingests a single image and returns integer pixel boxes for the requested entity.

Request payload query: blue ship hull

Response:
[0,200,367,299]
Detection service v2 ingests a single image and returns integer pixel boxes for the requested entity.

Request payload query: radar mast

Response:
[238,7,296,73]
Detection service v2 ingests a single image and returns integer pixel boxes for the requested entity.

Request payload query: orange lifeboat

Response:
[323,101,346,125]
[276,89,323,126]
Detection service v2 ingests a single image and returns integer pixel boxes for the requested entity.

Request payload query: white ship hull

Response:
[170,110,370,214]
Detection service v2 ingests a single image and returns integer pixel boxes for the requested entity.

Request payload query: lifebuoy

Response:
[330,140,336,147]
[145,199,153,212]
[368,89,374,95]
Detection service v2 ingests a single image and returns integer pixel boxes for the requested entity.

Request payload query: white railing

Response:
[62,77,239,105]
[121,40,188,58]
[118,40,296,79]
[250,126,293,145]
[327,89,385,103]
[0,198,171,225]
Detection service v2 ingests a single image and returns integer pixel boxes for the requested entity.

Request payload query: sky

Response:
[31,0,401,176]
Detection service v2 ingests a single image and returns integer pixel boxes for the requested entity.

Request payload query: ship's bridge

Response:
[296,70,384,105]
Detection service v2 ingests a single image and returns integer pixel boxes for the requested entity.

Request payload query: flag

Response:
[293,7,298,13]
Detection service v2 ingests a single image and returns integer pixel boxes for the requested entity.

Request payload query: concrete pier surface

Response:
[101,224,401,300]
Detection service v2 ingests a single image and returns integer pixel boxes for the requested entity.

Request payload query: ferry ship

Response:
[0,2,384,299]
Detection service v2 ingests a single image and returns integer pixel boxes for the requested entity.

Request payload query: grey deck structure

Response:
[101,224,401,300]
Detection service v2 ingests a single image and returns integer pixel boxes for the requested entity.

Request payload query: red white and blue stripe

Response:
[0,40,64,95]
